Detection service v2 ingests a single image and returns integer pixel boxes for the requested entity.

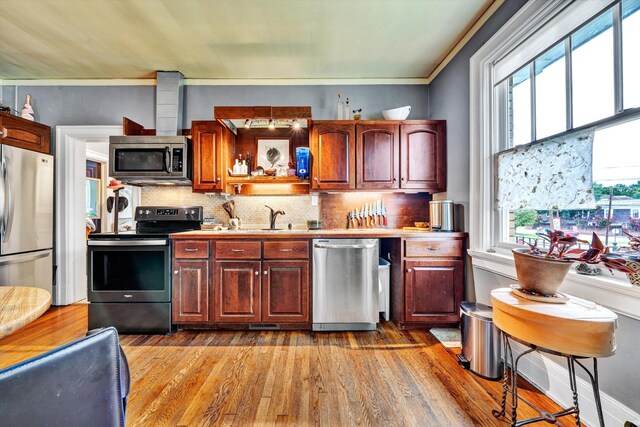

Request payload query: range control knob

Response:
[138,209,144,215]
[145,210,151,215]
[190,210,196,215]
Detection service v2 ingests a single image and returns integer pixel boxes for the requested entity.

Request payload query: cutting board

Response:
[402,227,431,231]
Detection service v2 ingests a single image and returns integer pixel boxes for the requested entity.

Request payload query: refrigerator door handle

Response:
[2,156,13,243]
[0,250,50,266]
[0,156,7,241]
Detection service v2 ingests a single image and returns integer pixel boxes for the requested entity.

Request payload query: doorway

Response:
[55,125,140,306]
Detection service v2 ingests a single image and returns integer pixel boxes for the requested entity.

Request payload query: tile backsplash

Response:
[141,187,319,229]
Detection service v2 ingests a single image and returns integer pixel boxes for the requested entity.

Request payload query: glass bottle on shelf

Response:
[337,93,344,120]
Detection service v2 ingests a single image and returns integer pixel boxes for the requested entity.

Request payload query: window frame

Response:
[469,0,640,319]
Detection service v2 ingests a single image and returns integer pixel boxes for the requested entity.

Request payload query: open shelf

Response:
[226,176,309,185]
[225,176,310,195]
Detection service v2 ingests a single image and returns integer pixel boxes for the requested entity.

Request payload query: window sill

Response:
[468,248,640,321]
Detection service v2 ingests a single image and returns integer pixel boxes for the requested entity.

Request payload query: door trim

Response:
[55,125,122,305]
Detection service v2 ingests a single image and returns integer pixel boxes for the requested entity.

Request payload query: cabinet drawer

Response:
[404,238,463,258]
[263,241,309,259]
[216,241,261,259]
[174,241,210,259]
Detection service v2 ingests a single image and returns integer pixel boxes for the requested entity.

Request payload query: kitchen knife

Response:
[347,211,351,229]
[377,200,382,226]
[361,203,367,227]
[355,207,361,227]
[365,203,370,227]
[372,201,377,226]
[381,200,387,226]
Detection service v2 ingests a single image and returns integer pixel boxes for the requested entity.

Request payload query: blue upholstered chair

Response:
[0,326,130,427]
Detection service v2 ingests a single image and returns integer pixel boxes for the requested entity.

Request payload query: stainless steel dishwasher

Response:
[312,238,379,331]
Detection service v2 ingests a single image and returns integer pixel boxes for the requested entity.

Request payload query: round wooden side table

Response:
[0,286,52,338]
[491,288,617,427]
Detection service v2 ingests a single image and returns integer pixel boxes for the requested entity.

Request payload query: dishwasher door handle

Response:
[313,243,376,249]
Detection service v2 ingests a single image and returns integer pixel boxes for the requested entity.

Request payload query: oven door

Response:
[88,239,171,302]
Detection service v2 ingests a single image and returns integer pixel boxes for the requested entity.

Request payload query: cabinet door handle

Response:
[184,248,198,252]
[278,248,293,252]
[426,247,436,251]
[216,177,221,182]
[254,271,259,276]
[231,249,245,252]
[174,270,179,275]
[401,177,405,181]
[406,268,412,273]
[314,177,318,181]
[264,270,268,275]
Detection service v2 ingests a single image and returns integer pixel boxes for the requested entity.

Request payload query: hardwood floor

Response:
[0,305,580,426]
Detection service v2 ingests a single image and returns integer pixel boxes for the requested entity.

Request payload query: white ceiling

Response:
[0,0,495,81]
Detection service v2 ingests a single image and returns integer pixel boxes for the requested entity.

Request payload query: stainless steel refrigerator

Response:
[0,144,54,295]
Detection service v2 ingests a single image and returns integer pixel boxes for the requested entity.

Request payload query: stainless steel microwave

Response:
[109,135,191,185]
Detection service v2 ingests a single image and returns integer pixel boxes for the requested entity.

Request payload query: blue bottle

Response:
[296,147,310,179]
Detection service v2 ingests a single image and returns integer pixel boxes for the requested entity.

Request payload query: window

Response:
[470,0,640,322]
[571,10,614,127]
[623,0,640,109]
[535,42,566,139]
[498,0,640,252]
[510,66,532,146]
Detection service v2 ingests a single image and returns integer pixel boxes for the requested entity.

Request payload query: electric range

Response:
[87,206,203,334]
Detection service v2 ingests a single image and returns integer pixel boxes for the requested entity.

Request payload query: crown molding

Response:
[0,78,429,87]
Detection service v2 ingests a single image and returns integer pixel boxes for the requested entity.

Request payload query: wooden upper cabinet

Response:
[400,123,446,192]
[356,123,399,189]
[192,121,232,192]
[0,112,50,154]
[310,122,356,190]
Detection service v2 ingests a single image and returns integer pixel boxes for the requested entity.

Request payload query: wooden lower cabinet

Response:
[386,236,466,329]
[404,259,463,322]
[214,260,262,323]
[172,259,210,323]
[262,260,309,323]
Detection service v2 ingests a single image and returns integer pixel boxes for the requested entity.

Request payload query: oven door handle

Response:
[164,147,171,173]
[88,239,169,246]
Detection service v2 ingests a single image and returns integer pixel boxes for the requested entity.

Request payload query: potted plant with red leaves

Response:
[620,230,640,286]
[512,229,636,295]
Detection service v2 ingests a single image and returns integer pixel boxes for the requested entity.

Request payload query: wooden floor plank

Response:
[0,304,583,426]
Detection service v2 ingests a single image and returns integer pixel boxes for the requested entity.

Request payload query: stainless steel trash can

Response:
[457,301,503,380]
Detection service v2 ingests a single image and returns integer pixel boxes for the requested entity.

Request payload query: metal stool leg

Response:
[568,357,581,426]
[574,358,606,427]
[493,334,510,420]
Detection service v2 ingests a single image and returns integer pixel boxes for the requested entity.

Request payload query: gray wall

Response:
[428,0,528,227]
[1,84,428,131]
[431,0,639,412]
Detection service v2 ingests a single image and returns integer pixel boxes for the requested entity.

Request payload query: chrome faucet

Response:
[265,205,285,229]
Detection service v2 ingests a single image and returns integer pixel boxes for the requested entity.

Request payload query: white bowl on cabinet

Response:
[382,105,411,120]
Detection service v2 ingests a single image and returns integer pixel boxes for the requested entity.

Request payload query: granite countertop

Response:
[170,228,468,239]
